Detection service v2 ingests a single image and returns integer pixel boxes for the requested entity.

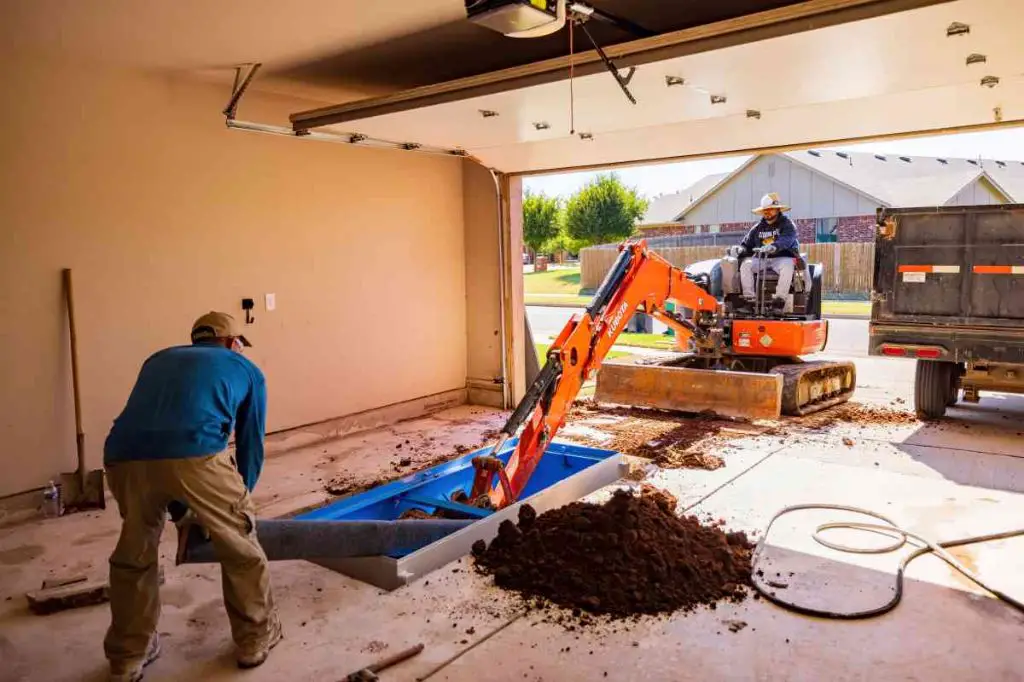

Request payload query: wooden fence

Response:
[580,242,876,294]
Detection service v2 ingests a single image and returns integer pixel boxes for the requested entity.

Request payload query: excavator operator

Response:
[723,193,802,312]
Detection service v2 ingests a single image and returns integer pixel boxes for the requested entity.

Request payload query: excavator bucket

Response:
[594,357,785,420]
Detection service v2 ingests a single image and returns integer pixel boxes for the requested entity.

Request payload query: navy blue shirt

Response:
[104,344,267,491]
[740,214,800,258]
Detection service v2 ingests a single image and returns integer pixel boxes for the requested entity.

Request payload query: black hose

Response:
[751,503,1024,619]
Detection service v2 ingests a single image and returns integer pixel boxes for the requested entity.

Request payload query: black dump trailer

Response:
[870,204,1024,418]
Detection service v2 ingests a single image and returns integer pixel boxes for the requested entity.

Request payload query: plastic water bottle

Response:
[42,481,62,518]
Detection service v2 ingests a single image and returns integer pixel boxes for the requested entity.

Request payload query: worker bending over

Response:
[102,312,280,682]
[728,193,802,311]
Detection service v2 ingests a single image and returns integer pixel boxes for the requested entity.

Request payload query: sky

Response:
[522,127,1024,200]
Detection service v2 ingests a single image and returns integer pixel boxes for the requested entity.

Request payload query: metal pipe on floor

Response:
[178,519,474,564]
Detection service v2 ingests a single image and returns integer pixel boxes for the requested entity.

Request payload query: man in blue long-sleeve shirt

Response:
[103,311,280,681]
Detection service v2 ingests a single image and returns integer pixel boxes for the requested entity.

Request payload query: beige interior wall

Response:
[0,57,470,497]
[462,162,505,409]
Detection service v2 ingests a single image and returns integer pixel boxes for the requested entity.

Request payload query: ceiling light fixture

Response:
[946,21,969,37]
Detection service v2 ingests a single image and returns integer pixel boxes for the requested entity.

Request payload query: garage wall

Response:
[0,58,469,497]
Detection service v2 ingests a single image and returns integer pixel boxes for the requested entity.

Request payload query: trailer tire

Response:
[915,360,954,419]
[946,362,962,407]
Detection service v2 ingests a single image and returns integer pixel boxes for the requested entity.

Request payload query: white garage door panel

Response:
[488,79,1021,171]
[303,0,1022,172]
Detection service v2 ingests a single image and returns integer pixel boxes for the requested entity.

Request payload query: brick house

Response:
[639,150,1024,244]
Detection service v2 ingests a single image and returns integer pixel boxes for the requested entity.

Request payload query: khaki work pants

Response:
[741,255,796,298]
[104,451,276,668]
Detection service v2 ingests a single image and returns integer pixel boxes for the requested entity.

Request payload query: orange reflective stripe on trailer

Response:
[973,265,1024,274]
[897,265,960,273]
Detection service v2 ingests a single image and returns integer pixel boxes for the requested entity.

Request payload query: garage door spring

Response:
[751,503,1024,619]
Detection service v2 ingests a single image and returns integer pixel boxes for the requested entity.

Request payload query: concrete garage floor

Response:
[2,359,1024,682]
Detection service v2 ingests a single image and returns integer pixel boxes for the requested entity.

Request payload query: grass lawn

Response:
[523,267,582,294]
[613,333,679,350]
[821,300,871,316]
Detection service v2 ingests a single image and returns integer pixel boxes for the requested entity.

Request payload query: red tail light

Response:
[914,348,942,359]
[881,345,908,357]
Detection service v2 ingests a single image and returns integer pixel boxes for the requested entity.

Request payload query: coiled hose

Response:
[751,503,1024,619]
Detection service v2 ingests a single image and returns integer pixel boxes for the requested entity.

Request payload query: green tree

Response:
[563,173,648,247]
[541,219,583,257]
[522,190,562,259]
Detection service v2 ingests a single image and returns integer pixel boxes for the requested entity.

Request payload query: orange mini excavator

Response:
[469,239,854,509]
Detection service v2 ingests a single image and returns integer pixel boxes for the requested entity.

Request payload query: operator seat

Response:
[747,253,822,319]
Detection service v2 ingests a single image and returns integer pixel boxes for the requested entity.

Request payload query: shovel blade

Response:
[59,469,107,512]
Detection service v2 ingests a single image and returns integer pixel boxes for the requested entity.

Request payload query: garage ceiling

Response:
[288,0,1023,173]
[0,0,811,99]
[274,0,811,91]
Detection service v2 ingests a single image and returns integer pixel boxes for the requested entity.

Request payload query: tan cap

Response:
[190,311,252,347]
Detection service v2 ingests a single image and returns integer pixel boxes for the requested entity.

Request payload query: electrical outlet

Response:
[265,293,276,311]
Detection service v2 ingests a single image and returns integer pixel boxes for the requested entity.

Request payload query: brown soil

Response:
[472,487,753,618]
[565,401,746,470]
[791,402,919,429]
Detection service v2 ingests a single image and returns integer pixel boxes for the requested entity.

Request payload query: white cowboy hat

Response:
[752,192,790,215]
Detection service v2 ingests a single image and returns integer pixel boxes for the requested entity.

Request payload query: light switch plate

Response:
[265,293,276,311]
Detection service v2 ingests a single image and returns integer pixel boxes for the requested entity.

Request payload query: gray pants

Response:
[741,256,795,298]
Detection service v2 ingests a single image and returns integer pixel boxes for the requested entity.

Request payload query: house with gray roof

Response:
[640,150,1023,243]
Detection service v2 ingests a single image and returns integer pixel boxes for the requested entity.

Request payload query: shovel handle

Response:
[367,643,424,673]
[64,268,86,476]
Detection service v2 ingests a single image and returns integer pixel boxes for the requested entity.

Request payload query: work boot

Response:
[771,296,787,313]
[109,633,161,682]
[237,614,283,669]
[735,294,756,314]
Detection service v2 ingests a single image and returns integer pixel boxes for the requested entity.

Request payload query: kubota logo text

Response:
[607,301,630,338]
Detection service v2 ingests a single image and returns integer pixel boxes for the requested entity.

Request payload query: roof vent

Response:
[836,152,849,159]
[937,158,948,164]
[807,150,821,157]
[967,159,978,166]
[874,155,887,161]
[996,160,1006,168]
[899,156,912,163]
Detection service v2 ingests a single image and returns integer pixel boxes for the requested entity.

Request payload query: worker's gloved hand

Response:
[726,245,743,258]
[757,244,777,256]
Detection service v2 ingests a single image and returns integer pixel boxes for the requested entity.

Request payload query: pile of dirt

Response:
[472,486,753,618]
[792,402,919,429]
[565,402,744,470]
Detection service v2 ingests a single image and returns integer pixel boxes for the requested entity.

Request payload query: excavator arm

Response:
[469,240,719,508]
